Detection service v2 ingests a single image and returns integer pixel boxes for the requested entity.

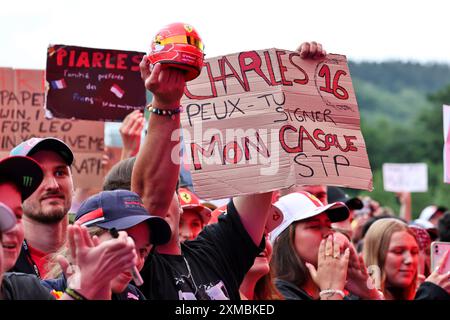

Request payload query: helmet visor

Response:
[157,35,204,51]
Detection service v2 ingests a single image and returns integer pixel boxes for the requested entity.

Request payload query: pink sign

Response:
[444,105,450,184]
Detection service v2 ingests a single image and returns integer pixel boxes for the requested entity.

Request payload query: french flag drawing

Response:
[110,84,124,99]
[50,79,67,89]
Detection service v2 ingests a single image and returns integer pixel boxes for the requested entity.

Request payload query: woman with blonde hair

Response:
[363,218,450,300]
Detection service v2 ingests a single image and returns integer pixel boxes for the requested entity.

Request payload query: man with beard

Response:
[8,137,74,278]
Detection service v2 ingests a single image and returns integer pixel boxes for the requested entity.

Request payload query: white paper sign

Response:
[443,105,450,184]
[382,163,428,192]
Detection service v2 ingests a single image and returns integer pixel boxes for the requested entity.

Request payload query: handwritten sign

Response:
[0,67,105,188]
[383,163,428,192]
[444,105,450,184]
[180,49,372,200]
[45,45,146,121]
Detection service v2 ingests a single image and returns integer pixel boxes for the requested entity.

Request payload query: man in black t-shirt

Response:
[131,42,329,300]
[140,199,265,300]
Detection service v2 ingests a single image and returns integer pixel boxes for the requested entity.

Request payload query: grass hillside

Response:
[345,61,450,216]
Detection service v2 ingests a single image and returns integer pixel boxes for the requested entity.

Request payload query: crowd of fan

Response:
[0,42,449,300]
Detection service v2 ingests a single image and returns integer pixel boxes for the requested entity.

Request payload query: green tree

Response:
[357,84,450,217]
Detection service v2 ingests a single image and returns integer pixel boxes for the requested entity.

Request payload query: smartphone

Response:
[430,241,450,273]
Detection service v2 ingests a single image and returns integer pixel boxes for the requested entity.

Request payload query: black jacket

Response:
[1,273,55,300]
[275,279,313,300]
[415,281,449,300]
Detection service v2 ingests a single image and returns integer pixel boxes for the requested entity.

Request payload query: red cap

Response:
[178,188,211,225]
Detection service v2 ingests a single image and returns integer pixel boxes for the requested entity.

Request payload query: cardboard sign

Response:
[45,45,146,121]
[444,105,450,184]
[382,163,428,192]
[180,49,372,200]
[0,67,105,188]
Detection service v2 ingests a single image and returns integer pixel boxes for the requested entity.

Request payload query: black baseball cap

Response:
[10,137,74,165]
[0,156,44,201]
[327,186,363,210]
[75,190,171,245]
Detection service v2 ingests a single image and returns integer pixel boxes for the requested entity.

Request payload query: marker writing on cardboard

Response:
[109,228,144,286]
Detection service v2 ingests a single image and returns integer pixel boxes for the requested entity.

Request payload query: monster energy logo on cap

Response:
[23,176,33,187]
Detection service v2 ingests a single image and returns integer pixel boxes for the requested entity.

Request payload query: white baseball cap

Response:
[419,206,439,221]
[268,192,349,242]
[0,202,17,233]
[411,218,435,230]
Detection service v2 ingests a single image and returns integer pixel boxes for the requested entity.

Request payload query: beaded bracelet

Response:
[147,103,182,119]
[65,287,88,300]
[319,289,345,299]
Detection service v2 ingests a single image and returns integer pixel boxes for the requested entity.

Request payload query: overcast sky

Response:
[1,0,449,70]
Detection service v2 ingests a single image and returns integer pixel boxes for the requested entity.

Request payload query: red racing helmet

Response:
[148,22,205,81]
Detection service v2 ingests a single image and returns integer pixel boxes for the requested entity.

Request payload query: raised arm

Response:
[397,192,412,222]
[233,192,274,245]
[131,59,185,216]
[119,109,145,160]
